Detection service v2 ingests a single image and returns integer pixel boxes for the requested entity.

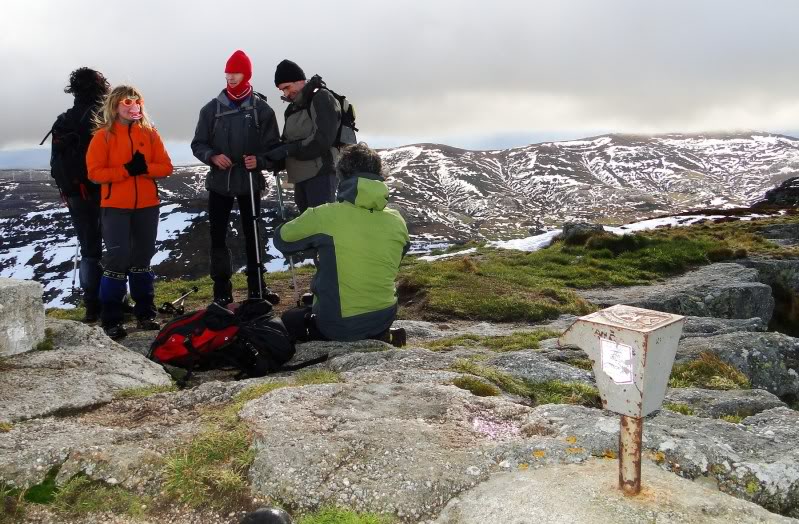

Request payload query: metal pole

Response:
[619,415,643,495]
[71,242,79,292]
[248,169,264,300]
[274,171,300,304]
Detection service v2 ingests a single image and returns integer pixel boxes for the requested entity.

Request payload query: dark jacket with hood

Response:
[191,91,281,196]
[274,173,410,341]
[282,78,341,184]
[49,96,102,198]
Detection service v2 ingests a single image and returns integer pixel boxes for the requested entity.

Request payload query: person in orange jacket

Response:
[86,85,173,340]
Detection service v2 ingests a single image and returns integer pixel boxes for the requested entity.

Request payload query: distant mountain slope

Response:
[382,132,799,239]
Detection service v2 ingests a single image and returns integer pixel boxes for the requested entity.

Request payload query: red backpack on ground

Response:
[148,300,307,381]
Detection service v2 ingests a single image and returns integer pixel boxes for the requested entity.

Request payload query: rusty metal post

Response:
[619,415,643,495]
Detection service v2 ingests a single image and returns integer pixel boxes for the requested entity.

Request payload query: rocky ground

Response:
[2,259,799,523]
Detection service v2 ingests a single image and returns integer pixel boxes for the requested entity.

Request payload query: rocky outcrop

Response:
[664,387,786,419]
[0,319,172,423]
[754,176,799,208]
[0,278,44,357]
[676,332,799,397]
[578,263,775,323]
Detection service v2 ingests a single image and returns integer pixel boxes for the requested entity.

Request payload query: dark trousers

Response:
[208,189,265,294]
[99,206,159,326]
[294,173,336,213]
[66,191,102,308]
[281,306,391,344]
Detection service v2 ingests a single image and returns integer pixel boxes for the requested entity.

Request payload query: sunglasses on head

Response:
[121,97,143,107]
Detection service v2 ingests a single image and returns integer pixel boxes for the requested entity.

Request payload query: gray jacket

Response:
[282,81,341,184]
[191,91,281,196]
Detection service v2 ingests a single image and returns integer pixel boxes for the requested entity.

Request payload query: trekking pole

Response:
[70,242,79,292]
[248,168,265,301]
[274,170,300,305]
[158,286,199,316]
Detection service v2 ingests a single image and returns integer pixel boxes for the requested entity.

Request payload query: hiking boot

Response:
[104,324,127,340]
[136,318,160,331]
[248,286,281,306]
[213,280,233,306]
[389,327,407,348]
[82,302,100,323]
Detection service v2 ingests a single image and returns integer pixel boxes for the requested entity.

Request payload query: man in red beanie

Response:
[191,50,282,306]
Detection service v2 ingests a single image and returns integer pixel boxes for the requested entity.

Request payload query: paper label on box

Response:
[600,338,634,384]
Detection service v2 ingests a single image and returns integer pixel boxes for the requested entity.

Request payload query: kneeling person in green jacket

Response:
[274,143,410,345]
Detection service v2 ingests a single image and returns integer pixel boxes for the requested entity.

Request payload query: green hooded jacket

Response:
[274,173,410,341]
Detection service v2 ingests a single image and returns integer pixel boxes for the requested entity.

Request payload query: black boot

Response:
[389,327,407,348]
[136,318,161,331]
[240,507,292,524]
[82,300,101,323]
[104,323,127,340]
[213,280,233,306]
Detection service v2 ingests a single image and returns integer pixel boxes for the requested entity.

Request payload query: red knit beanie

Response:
[225,50,252,83]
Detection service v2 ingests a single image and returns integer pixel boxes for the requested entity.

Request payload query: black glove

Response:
[265,142,299,161]
[124,151,148,176]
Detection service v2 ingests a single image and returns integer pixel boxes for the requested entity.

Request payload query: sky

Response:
[1,0,798,165]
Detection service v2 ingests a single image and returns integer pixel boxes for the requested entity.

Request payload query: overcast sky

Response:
[2,0,798,156]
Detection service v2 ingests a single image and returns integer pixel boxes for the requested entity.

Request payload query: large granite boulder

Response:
[578,263,775,323]
[0,278,44,357]
[0,319,172,423]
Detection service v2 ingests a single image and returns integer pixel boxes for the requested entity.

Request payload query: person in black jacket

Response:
[191,50,282,306]
[47,67,110,322]
[267,60,342,213]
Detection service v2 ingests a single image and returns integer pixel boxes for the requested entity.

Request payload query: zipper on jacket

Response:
[129,125,139,209]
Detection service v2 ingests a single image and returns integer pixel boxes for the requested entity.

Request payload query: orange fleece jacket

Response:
[86,121,173,209]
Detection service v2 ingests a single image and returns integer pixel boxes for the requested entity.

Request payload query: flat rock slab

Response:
[500,404,799,518]
[577,263,775,323]
[0,319,172,423]
[431,459,795,524]
[240,378,536,522]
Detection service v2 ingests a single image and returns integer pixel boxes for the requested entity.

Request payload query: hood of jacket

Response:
[336,172,388,211]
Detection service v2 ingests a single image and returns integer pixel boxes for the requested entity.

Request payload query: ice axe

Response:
[158,286,199,316]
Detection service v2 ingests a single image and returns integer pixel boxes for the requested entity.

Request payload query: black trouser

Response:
[66,190,102,308]
[99,206,160,326]
[294,173,336,213]
[208,189,266,296]
[281,306,391,344]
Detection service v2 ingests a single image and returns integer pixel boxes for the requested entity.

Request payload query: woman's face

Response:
[117,96,143,121]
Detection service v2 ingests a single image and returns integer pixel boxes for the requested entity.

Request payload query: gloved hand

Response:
[124,151,148,176]
[265,142,299,161]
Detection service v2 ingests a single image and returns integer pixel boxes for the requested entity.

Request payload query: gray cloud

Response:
[1,0,798,150]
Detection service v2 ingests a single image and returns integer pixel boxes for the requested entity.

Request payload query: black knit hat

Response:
[274,59,306,86]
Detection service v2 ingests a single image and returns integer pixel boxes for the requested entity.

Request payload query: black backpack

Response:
[41,105,95,198]
[306,75,358,148]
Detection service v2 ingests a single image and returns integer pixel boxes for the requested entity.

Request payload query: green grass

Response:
[52,476,148,517]
[452,376,502,396]
[0,423,12,433]
[424,329,561,352]
[398,215,799,323]
[298,507,394,524]
[0,484,25,523]
[450,359,601,407]
[163,371,342,509]
[564,358,594,371]
[669,352,751,390]
[720,414,746,424]
[33,328,55,351]
[114,384,178,399]
[663,402,695,416]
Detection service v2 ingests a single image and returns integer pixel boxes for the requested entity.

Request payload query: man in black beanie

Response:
[266,59,342,212]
